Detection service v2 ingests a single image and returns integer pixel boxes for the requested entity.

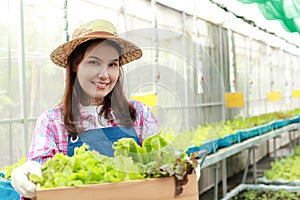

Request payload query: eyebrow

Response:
[88,56,119,62]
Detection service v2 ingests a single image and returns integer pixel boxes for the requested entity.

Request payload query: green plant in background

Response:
[162,128,198,151]
[264,145,300,181]
[225,118,243,131]
[212,122,234,139]
[287,108,300,116]
[160,108,300,153]
[230,189,300,200]
[160,125,209,151]
[193,124,210,146]
[243,189,257,200]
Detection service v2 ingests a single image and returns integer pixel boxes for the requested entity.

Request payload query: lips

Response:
[92,81,109,89]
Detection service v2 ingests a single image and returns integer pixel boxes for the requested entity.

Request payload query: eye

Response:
[88,60,99,65]
[109,61,119,67]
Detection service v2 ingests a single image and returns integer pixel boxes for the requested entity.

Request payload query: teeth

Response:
[92,81,108,87]
[97,83,107,86]
[93,81,108,87]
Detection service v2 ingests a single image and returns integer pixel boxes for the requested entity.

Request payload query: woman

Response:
[11,19,159,199]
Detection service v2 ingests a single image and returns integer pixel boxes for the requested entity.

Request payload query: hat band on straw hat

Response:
[84,31,115,37]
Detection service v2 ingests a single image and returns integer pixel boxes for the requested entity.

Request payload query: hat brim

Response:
[50,35,142,68]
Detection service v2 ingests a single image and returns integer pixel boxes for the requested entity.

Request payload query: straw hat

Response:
[50,19,142,68]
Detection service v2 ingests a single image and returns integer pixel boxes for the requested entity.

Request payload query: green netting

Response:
[237,0,300,33]
[284,0,300,18]
[257,1,286,20]
[237,0,268,3]
[279,18,300,33]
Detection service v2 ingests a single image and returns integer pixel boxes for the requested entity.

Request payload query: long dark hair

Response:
[62,39,136,135]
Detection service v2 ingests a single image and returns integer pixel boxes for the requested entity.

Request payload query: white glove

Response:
[11,161,42,198]
[195,165,201,181]
[191,150,206,181]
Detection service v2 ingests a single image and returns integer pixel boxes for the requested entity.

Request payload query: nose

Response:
[97,65,109,78]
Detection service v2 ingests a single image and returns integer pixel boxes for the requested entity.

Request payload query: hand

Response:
[11,161,42,198]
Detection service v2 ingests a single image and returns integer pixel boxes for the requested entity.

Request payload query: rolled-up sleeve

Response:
[27,108,67,164]
[129,100,159,141]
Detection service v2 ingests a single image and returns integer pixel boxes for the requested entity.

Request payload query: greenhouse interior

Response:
[1,0,300,199]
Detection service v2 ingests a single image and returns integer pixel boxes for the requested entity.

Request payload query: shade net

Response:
[237,0,300,33]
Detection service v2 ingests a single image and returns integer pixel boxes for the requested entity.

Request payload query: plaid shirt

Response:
[27,100,159,164]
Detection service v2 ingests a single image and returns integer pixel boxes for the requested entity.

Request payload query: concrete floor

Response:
[199,145,293,200]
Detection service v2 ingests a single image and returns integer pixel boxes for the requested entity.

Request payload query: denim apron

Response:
[67,126,140,157]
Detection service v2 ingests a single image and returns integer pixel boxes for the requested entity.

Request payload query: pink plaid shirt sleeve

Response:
[27,106,68,164]
[129,100,159,141]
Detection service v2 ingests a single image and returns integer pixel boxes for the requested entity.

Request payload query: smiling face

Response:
[74,40,120,105]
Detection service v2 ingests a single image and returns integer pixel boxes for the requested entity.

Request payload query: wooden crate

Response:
[36,174,198,200]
